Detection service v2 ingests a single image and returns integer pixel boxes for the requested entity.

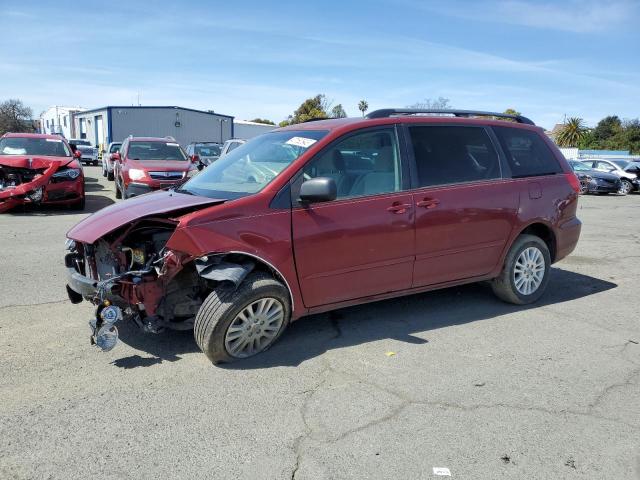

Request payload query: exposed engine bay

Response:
[65,216,255,350]
[0,158,64,212]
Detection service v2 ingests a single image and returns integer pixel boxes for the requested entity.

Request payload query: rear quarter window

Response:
[493,127,562,178]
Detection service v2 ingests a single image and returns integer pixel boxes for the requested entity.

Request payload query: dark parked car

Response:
[65,109,581,363]
[185,142,222,168]
[568,160,622,194]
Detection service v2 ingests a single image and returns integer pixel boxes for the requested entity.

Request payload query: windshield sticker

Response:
[285,137,317,148]
[45,139,63,142]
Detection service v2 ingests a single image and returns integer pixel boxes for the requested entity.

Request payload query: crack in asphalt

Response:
[288,311,640,478]
[0,299,69,310]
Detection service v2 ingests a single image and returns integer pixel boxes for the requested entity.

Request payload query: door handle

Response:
[387,202,412,214]
[416,198,440,209]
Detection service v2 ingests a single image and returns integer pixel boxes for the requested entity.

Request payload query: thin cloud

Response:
[418,0,636,33]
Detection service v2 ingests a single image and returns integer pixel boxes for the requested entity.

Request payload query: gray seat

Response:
[349,146,396,196]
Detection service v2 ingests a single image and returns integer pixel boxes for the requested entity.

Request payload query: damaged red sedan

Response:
[65,109,581,363]
[0,133,85,212]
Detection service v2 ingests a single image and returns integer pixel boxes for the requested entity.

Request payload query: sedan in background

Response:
[219,138,246,157]
[69,139,99,166]
[568,161,622,195]
[0,133,85,212]
[102,141,122,181]
[186,141,222,168]
[583,159,639,194]
[611,159,640,177]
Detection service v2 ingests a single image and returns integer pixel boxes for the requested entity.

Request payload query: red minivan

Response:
[65,110,581,362]
[112,136,197,199]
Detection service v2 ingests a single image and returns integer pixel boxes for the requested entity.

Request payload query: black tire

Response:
[491,234,551,305]
[194,272,291,364]
[93,160,99,166]
[107,170,114,181]
[619,179,632,195]
[115,178,122,199]
[102,164,107,177]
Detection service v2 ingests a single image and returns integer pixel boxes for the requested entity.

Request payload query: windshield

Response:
[71,140,91,146]
[570,161,590,172]
[180,130,328,199]
[128,141,187,161]
[195,143,222,156]
[109,143,121,153]
[0,137,71,157]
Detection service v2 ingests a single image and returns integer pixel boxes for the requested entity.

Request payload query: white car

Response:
[220,138,246,157]
[582,159,640,194]
[102,142,122,181]
[69,139,99,166]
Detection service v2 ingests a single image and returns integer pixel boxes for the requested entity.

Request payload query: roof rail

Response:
[365,108,535,125]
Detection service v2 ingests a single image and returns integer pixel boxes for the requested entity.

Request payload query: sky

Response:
[1,0,639,130]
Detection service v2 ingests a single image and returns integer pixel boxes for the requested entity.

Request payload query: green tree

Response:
[248,118,275,125]
[556,117,588,147]
[504,108,521,116]
[358,100,369,117]
[330,104,347,118]
[279,94,330,126]
[0,99,34,135]
[592,116,622,144]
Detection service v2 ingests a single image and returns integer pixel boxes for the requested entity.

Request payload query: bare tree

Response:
[408,97,451,110]
[0,99,34,134]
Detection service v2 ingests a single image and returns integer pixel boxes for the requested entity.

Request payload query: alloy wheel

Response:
[224,297,285,358]
[513,247,545,296]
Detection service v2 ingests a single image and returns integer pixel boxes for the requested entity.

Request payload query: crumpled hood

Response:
[67,190,225,243]
[0,156,65,212]
[0,155,72,169]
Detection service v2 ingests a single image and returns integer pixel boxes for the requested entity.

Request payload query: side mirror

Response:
[299,177,337,203]
[112,152,121,162]
[73,150,82,159]
[191,154,200,163]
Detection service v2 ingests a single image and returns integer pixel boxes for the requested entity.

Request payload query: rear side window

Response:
[409,126,501,187]
[493,127,562,178]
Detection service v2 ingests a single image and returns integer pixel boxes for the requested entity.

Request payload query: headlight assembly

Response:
[52,168,81,180]
[128,169,146,181]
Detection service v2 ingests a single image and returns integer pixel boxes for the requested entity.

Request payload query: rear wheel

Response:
[491,234,551,305]
[107,170,114,181]
[194,272,291,364]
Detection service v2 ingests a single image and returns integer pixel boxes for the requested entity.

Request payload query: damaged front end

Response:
[65,208,254,351]
[0,158,61,213]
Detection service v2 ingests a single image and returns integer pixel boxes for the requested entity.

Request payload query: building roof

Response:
[74,105,234,120]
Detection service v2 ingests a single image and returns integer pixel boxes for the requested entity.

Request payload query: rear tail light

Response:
[565,172,581,193]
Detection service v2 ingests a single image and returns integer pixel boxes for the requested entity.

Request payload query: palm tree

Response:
[556,117,587,147]
[358,100,369,117]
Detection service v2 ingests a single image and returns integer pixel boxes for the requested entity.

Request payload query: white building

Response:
[39,106,84,138]
[233,120,276,139]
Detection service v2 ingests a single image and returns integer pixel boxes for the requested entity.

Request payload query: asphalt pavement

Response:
[1,165,639,479]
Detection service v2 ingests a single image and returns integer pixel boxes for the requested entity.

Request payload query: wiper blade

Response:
[174,187,194,196]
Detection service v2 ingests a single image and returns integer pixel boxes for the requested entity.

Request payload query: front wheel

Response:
[194,272,291,364]
[618,179,632,195]
[491,234,551,305]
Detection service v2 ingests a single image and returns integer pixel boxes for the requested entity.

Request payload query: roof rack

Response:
[365,109,535,125]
